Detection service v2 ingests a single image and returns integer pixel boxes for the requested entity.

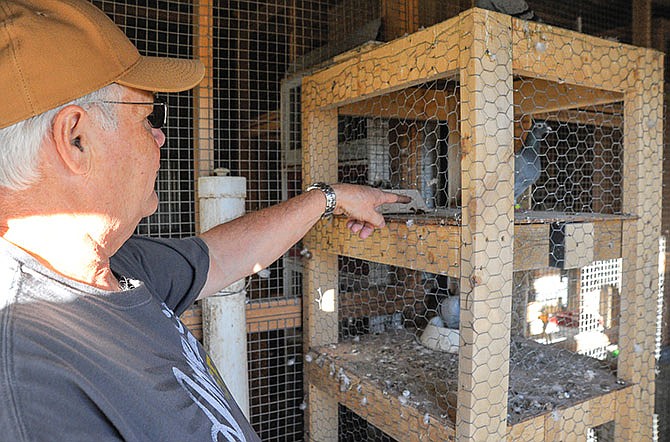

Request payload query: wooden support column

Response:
[616,48,664,440]
[457,10,514,441]
[235,8,252,186]
[194,0,214,233]
[632,0,652,48]
[381,0,419,40]
[302,104,339,442]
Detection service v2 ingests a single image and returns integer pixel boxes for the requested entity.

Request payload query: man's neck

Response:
[1,214,124,291]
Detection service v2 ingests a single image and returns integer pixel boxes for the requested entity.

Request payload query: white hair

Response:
[0,83,124,190]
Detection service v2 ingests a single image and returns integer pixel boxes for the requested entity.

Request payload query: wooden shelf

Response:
[337,78,623,124]
[301,6,663,440]
[312,212,634,276]
[307,331,629,442]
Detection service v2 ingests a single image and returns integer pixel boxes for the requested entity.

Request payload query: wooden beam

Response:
[616,47,664,440]
[514,79,623,117]
[246,299,302,333]
[512,14,638,93]
[301,101,339,441]
[632,0,652,48]
[533,110,623,128]
[314,216,461,277]
[194,0,214,234]
[301,105,339,348]
[316,215,629,276]
[593,219,624,261]
[506,415,544,441]
[456,9,514,440]
[302,14,462,111]
[338,87,456,121]
[337,79,621,127]
[543,387,628,441]
[514,223,549,271]
[305,7,642,113]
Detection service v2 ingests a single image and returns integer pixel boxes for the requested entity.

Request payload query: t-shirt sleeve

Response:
[110,235,210,315]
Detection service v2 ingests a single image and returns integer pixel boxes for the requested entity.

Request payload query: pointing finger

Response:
[393,194,412,204]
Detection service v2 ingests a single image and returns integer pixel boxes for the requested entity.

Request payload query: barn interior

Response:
[90,1,668,440]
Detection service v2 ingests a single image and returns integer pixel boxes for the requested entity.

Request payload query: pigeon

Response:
[439,294,460,329]
[514,121,552,205]
[476,0,536,21]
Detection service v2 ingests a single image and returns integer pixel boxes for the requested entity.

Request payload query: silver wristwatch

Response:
[306,182,336,218]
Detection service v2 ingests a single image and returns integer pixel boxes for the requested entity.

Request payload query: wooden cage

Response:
[300,7,664,441]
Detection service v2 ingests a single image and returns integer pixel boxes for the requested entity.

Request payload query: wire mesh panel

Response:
[339,405,397,442]
[302,7,663,442]
[92,0,198,238]
[248,325,304,441]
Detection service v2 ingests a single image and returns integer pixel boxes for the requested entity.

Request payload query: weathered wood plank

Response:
[246,299,302,333]
[457,9,514,440]
[514,223,550,271]
[512,16,638,92]
[302,15,462,110]
[314,216,461,277]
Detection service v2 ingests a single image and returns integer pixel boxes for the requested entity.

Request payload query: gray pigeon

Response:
[514,121,552,205]
[476,0,536,20]
[439,295,460,329]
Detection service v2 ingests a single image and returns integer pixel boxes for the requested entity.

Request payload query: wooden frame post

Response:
[194,0,214,234]
[456,9,515,440]
[302,106,339,442]
[616,48,664,440]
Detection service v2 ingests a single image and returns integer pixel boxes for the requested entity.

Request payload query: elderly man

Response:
[0,1,408,440]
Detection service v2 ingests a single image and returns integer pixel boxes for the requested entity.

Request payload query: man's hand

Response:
[331,183,412,239]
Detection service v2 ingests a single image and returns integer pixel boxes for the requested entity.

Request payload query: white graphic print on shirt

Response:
[161,303,247,442]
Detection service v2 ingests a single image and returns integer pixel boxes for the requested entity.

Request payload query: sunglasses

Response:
[98,99,168,129]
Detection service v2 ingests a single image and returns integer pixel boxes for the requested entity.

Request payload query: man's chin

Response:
[142,193,159,218]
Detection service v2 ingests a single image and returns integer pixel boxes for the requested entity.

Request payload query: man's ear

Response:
[51,105,90,175]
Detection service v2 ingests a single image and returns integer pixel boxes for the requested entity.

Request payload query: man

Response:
[0,1,408,440]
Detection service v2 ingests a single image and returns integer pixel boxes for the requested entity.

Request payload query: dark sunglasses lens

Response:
[148,102,166,129]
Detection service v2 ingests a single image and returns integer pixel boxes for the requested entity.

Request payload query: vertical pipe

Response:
[198,175,250,418]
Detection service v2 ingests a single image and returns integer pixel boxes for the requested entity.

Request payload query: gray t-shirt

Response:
[0,235,261,442]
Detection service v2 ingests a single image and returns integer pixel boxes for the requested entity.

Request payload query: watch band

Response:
[306,182,336,218]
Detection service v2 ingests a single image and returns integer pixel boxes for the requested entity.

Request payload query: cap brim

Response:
[116,56,205,93]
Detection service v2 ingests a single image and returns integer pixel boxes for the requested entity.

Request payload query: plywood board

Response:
[514,223,550,270]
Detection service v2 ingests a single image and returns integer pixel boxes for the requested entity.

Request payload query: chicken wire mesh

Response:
[302,7,663,442]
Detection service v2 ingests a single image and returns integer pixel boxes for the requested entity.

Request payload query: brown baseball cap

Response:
[0,0,205,129]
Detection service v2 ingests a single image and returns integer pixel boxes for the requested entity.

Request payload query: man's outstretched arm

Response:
[197,183,410,298]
